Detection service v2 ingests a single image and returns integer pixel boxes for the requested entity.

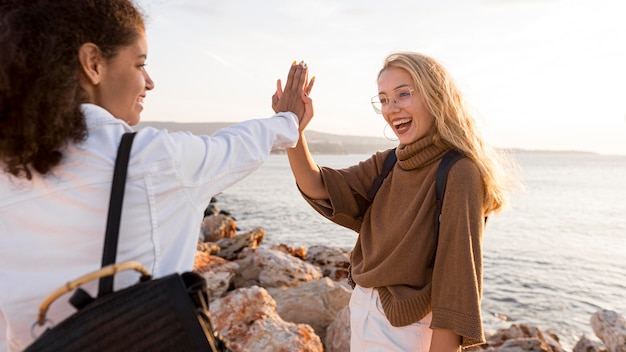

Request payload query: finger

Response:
[305,76,315,96]
[296,64,307,91]
[275,79,283,99]
[285,62,298,91]
[288,63,305,92]
[299,102,314,132]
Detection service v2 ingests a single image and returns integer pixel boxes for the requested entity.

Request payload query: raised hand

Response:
[272,61,315,132]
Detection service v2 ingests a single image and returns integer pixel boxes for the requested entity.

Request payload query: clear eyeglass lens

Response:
[370,88,413,114]
[371,97,383,113]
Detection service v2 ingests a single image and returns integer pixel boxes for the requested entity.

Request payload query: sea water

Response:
[217,151,626,350]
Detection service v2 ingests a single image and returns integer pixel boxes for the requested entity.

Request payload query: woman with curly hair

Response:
[0,1,310,350]
[283,52,517,351]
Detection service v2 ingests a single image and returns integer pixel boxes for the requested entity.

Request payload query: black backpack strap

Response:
[367,148,397,200]
[99,132,137,297]
[428,150,464,268]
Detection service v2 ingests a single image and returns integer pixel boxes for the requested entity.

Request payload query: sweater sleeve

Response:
[430,158,486,348]
[300,150,391,233]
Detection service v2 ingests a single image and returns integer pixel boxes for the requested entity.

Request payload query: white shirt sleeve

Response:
[135,112,299,210]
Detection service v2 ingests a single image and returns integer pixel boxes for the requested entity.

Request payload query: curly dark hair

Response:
[0,0,145,179]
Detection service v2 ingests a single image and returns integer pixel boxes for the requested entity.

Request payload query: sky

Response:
[136,0,626,155]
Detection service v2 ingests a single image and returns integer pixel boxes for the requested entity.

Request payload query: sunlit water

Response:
[217,151,626,350]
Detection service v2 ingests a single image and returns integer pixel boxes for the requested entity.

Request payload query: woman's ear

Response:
[78,43,104,85]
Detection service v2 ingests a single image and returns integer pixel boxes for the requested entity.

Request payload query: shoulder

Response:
[133,126,205,151]
[122,127,208,169]
[319,149,396,188]
[441,156,486,214]
[372,148,397,171]
[335,148,394,178]
[448,156,482,187]
[450,156,479,174]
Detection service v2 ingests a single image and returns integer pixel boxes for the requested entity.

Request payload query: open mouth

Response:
[393,118,412,134]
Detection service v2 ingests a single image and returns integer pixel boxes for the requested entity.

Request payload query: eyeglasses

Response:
[371,87,414,114]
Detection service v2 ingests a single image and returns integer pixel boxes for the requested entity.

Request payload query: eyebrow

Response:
[378,83,410,95]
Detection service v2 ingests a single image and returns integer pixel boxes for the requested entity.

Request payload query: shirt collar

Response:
[80,103,133,131]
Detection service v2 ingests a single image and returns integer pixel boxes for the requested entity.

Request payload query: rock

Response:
[216,227,265,261]
[305,245,351,281]
[202,269,238,301]
[591,310,626,352]
[193,250,212,271]
[497,337,553,351]
[573,335,607,352]
[201,213,237,242]
[325,305,351,352]
[267,277,352,343]
[229,248,262,288]
[271,243,307,260]
[197,240,221,255]
[471,323,564,352]
[210,286,323,352]
[193,252,240,300]
[204,202,218,217]
[232,247,322,289]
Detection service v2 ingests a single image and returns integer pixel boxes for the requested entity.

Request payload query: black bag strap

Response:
[98,132,137,297]
[367,148,397,200]
[428,149,464,268]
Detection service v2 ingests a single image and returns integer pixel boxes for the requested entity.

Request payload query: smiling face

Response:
[91,32,154,126]
[377,67,432,145]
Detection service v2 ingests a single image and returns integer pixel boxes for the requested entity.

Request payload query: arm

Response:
[145,64,310,206]
[286,132,328,200]
[431,159,486,347]
[273,63,328,200]
[430,328,461,352]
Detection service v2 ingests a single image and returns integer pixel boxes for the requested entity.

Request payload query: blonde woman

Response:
[279,52,514,351]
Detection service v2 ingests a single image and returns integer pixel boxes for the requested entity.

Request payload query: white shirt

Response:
[0,103,299,352]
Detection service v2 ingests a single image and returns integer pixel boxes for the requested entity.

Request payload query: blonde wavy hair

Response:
[379,52,519,214]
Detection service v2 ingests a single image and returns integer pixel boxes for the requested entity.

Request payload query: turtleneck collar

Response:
[396,134,449,170]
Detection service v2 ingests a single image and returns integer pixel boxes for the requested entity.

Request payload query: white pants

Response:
[350,285,433,352]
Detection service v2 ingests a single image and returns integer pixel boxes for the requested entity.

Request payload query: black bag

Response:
[25,132,232,352]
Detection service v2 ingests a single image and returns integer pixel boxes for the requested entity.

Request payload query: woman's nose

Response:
[144,71,155,91]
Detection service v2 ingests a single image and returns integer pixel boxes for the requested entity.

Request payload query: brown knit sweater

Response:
[302,135,486,348]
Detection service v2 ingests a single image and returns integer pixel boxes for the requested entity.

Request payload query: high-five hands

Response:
[272,61,315,132]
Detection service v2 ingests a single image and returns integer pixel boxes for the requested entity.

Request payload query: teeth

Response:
[393,118,411,127]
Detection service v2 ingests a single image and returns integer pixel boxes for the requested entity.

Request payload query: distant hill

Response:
[136,121,397,154]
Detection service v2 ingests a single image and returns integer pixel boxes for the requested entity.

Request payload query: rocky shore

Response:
[194,205,626,352]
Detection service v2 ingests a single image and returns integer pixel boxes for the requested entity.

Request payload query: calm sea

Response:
[217,151,626,350]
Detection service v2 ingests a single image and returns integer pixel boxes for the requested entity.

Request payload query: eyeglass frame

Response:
[370,87,415,114]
